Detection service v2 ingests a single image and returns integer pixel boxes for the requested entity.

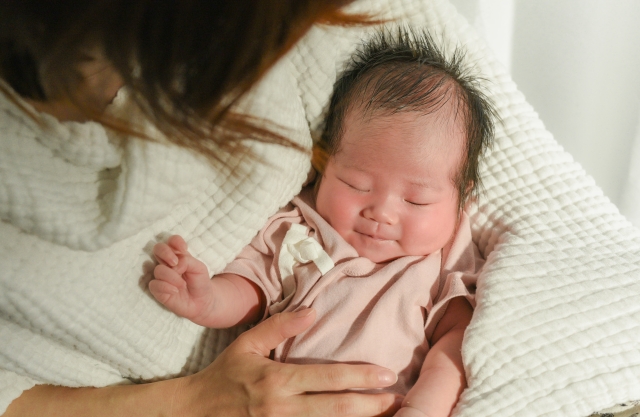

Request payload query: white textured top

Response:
[0,55,312,411]
[1,0,640,416]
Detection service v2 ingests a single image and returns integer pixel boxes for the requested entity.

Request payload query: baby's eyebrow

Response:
[409,178,434,188]
[338,161,368,173]
[408,179,446,193]
[337,158,359,168]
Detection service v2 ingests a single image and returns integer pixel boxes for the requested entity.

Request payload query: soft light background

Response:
[448,0,640,227]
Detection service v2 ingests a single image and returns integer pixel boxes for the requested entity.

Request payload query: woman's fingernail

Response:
[294,308,314,318]
[378,369,397,384]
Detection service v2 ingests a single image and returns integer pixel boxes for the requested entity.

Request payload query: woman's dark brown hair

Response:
[0,0,369,161]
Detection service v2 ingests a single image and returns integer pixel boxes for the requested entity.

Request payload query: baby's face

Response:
[316,107,464,263]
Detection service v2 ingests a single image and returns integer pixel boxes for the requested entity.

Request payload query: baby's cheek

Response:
[405,223,443,255]
[399,232,426,255]
[332,194,360,222]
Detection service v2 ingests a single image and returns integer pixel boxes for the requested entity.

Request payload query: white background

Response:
[449,0,640,226]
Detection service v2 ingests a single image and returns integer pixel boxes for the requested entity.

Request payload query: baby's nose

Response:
[362,198,398,225]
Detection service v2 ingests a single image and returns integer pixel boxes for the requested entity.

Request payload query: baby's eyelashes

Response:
[339,178,369,192]
[404,199,430,206]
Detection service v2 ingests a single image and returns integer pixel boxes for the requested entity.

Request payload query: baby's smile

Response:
[315,109,463,264]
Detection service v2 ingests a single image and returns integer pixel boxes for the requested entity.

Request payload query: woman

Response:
[0,1,399,416]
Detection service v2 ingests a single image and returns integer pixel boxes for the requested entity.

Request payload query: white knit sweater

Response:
[2,1,640,416]
[0,54,312,411]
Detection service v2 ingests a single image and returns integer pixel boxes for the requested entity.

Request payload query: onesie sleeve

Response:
[221,204,305,320]
[424,213,484,340]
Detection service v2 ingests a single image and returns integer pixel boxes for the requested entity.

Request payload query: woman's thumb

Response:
[233,308,316,356]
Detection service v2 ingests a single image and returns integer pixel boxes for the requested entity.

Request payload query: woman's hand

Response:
[3,308,399,417]
[173,308,402,417]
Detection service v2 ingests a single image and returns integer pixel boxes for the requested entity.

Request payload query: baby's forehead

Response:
[337,108,466,169]
[341,101,468,150]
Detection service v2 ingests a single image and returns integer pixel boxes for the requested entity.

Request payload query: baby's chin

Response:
[350,238,436,263]
[351,243,403,264]
[344,231,434,263]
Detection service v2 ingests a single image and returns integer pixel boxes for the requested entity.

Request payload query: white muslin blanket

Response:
[0,0,639,416]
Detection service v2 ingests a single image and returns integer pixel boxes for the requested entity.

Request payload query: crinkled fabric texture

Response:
[0,56,310,413]
[290,1,640,416]
[1,0,639,416]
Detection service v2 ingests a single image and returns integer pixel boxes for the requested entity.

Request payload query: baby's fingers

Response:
[167,235,189,253]
[153,264,187,288]
[148,278,179,305]
[154,242,179,267]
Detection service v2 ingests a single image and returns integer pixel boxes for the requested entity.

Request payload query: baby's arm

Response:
[150,235,265,328]
[396,297,473,417]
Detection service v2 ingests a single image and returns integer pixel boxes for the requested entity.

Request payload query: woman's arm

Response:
[3,379,177,417]
[4,309,401,417]
[396,297,473,417]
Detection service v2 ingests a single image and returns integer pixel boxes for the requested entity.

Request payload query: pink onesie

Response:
[223,187,483,395]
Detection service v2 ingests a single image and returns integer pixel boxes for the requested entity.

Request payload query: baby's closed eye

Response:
[403,199,430,206]
[339,177,370,192]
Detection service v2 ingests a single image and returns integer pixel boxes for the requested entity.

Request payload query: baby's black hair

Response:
[315,26,498,211]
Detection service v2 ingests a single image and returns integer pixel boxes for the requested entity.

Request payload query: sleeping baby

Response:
[149,27,497,417]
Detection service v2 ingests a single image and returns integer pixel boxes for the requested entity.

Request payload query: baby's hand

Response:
[149,235,214,323]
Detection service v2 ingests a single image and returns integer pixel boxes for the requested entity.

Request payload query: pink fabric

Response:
[223,187,483,394]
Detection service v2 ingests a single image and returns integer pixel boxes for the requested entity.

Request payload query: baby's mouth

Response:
[357,230,393,242]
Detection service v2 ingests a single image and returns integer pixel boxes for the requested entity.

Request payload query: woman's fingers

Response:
[285,362,398,393]
[292,392,401,417]
[182,308,402,417]
[232,308,317,356]
[230,308,398,391]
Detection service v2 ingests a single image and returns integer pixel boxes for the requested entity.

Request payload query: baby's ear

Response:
[458,180,475,214]
[465,180,475,194]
